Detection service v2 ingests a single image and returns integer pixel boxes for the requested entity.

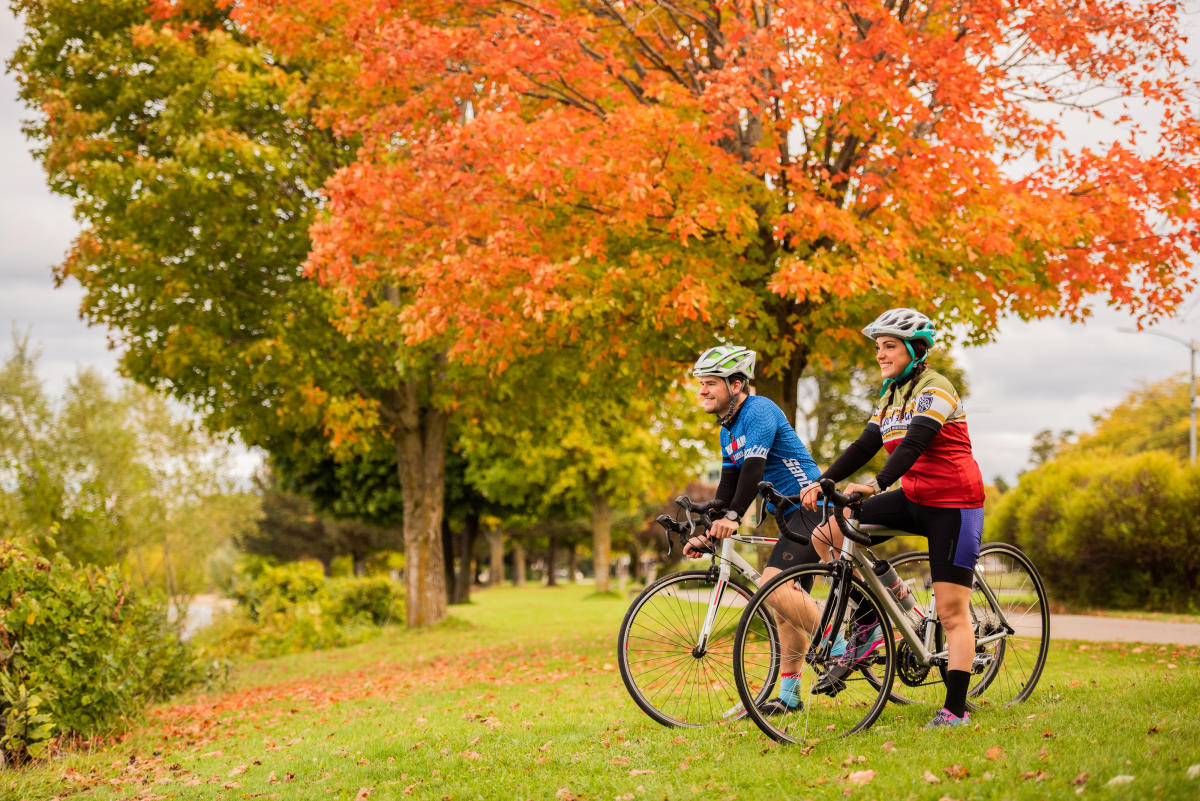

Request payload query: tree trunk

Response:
[450,511,479,604]
[487,530,505,585]
[442,516,456,600]
[591,490,612,593]
[394,379,448,628]
[567,541,578,583]
[546,535,559,587]
[512,540,527,586]
[756,340,810,428]
[628,540,642,583]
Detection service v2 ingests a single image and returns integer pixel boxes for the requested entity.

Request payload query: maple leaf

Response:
[984,746,1004,761]
[846,769,875,785]
[944,765,969,779]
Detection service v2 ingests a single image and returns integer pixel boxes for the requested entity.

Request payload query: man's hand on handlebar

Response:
[799,482,823,510]
[682,515,738,558]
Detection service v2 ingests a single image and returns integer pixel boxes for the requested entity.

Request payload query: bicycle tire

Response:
[617,569,778,727]
[965,542,1050,706]
[733,564,895,745]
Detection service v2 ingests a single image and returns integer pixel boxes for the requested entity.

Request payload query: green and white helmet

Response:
[861,308,937,346]
[692,345,756,380]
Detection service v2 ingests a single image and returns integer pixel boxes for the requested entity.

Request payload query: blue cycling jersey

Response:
[721,395,820,502]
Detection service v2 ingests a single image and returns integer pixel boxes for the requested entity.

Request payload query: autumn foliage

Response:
[235,0,1200,406]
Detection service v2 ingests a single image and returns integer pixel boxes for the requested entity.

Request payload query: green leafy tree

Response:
[1060,375,1189,461]
[0,338,257,613]
[463,361,707,593]
[8,0,460,626]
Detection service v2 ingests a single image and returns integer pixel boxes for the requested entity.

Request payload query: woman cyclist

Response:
[799,308,985,729]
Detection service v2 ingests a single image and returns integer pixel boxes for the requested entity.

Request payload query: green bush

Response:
[0,543,199,762]
[198,558,404,659]
[988,451,1200,611]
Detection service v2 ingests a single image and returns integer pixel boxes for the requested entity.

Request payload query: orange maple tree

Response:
[235,0,1199,416]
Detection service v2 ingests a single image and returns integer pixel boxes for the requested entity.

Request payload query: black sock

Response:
[943,670,970,718]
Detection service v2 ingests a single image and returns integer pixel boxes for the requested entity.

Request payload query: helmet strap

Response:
[878,346,927,397]
[718,377,743,426]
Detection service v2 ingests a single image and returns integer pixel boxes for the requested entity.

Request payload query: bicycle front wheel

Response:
[733,564,894,746]
[618,570,777,727]
[968,542,1050,706]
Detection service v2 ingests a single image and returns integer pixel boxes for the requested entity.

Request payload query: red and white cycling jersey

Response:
[868,369,985,507]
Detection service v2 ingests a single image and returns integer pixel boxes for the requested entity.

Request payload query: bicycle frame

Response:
[692,534,777,654]
[830,534,1017,668]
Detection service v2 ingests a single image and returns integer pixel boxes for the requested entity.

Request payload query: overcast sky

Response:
[3,8,1199,484]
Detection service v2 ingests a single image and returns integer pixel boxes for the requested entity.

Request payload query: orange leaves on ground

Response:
[846,769,875,785]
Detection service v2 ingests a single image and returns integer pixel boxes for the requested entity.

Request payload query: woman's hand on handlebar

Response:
[842,481,877,500]
[799,482,823,510]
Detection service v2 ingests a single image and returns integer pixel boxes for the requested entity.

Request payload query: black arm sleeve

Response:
[712,466,739,510]
[875,417,941,489]
[820,425,884,483]
[728,457,766,518]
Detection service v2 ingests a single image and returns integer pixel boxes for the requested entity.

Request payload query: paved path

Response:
[1051,614,1200,646]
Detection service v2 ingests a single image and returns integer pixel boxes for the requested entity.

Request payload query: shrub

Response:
[197,558,404,659]
[0,543,199,763]
[987,451,1200,611]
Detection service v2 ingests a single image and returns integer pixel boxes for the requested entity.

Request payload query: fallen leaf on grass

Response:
[222,781,241,790]
[923,771,941,784]
[462,751,482,761]
[609,756,628,765]
[1042,729,1057,738]
[630,769,655,776]
[555,788,580,801]
[227,764,247,777]
[1187,764,1200,779]
[944,765,969,779]
[268,772,277,784]
[881,740,896,753]
[1106,775,1135,787]
[984,746,1004,761]
[1019,770,1048,782]
[353,788,372,800]
[847,770,875,785]
[1069,772,1089,786]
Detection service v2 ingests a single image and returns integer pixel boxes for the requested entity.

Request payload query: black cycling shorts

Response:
[766,507,824,571]
[857,489,983,588]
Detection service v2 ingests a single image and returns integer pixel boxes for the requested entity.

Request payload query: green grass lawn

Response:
[8,584,1200,801]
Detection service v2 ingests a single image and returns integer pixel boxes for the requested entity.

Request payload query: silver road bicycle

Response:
[733,480,1049,745]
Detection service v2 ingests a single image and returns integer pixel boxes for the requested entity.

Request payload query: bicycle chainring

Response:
[896,640,932,686]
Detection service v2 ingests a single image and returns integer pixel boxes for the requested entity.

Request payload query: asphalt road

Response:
[1052,614,1200,646]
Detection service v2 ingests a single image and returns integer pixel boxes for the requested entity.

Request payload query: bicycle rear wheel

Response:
[618,570,777,727]
[967,542,1050,706]
[733,564,894,746]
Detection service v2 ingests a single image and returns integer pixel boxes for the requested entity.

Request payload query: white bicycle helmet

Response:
[861,308,937,346]
[692,345,756,380]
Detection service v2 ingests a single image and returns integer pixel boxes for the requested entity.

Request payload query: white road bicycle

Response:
[616,496,783,727]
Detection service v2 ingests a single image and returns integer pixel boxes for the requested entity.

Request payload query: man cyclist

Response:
[687,344,827,715]
[800,308,985,729]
